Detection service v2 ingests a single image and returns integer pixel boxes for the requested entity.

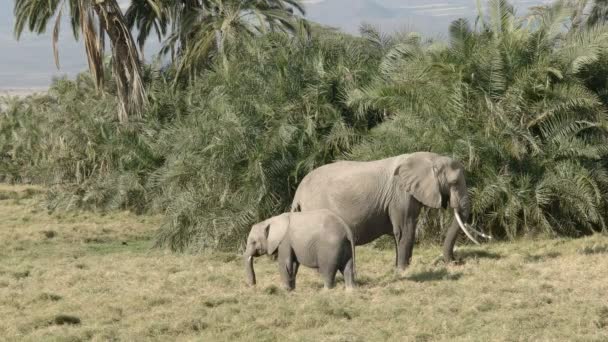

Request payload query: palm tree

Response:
[124,0,308,80]
[14,0,147,123]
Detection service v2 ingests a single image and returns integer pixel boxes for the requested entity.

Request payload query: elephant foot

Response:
[322,283,336,291]
[395,268,409,279]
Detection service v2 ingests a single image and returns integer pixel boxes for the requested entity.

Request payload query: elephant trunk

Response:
[443,192,493,262]
[443,191,473,262]
[244,253,256,286]
[443,217,461,262]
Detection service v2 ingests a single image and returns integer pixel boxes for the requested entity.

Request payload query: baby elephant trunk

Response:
[244,254,256,286]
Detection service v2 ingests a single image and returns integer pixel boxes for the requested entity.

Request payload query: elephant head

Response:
[395,152,487,261]
[243,214,289,286]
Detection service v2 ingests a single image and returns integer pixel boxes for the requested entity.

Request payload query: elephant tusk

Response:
[246,255,256,286]
[454,211,480,245]
[466,224,493,240]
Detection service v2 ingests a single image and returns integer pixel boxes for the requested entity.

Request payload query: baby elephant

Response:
[244,209,355,290]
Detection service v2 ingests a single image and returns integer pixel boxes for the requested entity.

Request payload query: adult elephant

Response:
[291,151,489,271]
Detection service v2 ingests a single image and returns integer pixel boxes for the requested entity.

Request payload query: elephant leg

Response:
[322,271,337,289]
[392,220,414,271]
[392,230,400,268]
[391,198,421,272]
[278,259,292,291]
[341,257,355,290]
[399,220,417,270]
[278,245,297,291]
[320,263,338,289]
[443,219,460,262]
[290,261,300,289]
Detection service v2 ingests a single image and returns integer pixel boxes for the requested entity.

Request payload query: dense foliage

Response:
[350,1,608,240]
[2,0,608,251]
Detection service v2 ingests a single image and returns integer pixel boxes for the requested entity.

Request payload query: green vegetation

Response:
[3,0,608,251]
[1,185,607,340]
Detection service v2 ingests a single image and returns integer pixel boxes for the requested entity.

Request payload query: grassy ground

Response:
[1,185,608,341]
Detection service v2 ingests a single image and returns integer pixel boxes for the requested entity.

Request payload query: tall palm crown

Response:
[124,0,308,80]
[14,0,147,123]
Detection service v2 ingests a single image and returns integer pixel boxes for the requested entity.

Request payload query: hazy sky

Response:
[0,0,548,89]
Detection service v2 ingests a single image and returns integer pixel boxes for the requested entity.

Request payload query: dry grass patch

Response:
[1,185,607,341]
[0,184,159,258]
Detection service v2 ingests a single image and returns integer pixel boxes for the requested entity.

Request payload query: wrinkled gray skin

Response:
[244,210,355,290]
[291,152,471,271]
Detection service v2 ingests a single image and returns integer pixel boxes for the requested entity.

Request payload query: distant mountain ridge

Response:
[303,0,548,35]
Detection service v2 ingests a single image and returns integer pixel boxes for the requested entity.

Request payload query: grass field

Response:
[1,185,608,341]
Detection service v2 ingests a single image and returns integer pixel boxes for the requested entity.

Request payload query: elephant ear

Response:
[266,214,289,255]
[395,154,442,208]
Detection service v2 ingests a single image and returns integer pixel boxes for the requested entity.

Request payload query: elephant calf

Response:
[244,209,356,291]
